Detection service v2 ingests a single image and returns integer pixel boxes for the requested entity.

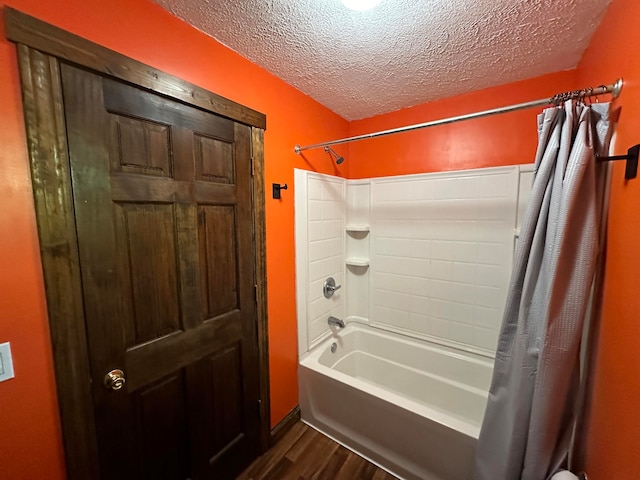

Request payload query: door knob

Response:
[103,369,126,391]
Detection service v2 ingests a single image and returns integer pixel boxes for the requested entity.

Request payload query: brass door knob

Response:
[103,369,126,391]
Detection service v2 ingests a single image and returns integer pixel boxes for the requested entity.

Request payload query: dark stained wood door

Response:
[60,63,261,480]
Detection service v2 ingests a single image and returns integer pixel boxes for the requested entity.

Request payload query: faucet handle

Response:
[323,277,342,298]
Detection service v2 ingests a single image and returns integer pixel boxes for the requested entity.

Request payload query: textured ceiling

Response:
[154,0,611,120]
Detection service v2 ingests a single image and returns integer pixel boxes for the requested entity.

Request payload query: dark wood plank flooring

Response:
[238,422,398,480]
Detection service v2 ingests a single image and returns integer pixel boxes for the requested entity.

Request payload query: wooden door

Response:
[61,63,260,480]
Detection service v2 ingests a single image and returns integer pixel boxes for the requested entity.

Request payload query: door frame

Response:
[4,8,271,479]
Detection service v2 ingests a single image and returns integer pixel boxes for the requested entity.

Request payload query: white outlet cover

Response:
[0,342,15,382]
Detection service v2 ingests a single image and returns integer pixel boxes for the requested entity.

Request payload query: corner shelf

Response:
[346,225,370,233]
[345,225,369,270]
[346,257,370,267]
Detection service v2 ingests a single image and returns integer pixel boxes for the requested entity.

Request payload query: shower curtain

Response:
[473,100,614,480]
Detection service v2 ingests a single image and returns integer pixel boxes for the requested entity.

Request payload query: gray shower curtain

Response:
[473,100,614,480]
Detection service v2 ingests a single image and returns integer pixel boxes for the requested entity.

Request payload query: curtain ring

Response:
[585,87,593,105]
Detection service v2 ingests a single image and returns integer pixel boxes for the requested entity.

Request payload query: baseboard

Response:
[270,405,301,446]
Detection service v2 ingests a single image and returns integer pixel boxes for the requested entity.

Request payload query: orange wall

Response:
[0,0,347,478]
[2,0,637,478]
[575,0,640,477]
[346,69,577,178]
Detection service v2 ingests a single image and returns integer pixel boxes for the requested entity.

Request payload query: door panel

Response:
[187,344,249,479]
[134,373,190,479]
[61,62,260,480]
[199,205,240,318]
[116,203,182,344]
[109,114,173,177]
[195,134,235,184]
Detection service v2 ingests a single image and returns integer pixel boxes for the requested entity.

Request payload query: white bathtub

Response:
[298,323,494,480]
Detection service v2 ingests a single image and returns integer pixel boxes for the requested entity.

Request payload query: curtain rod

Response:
[294,79,623,154]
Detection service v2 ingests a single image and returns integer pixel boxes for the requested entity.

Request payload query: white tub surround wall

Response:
[295,165,533,357]
[295,170,346,355]
[370,166,520,355]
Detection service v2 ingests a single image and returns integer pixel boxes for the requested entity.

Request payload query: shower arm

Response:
[293,79,623,154]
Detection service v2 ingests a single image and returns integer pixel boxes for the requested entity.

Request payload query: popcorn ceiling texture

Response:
[154,0,611,120]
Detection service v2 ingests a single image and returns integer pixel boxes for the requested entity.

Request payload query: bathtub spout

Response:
[328,316,345,328]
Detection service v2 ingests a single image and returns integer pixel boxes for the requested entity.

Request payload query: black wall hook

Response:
[597,144,639,179]
[272,183,288,199]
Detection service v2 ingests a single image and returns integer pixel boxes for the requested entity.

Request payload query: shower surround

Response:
[295,166,532,479]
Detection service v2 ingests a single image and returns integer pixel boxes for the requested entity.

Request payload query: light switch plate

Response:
[0,342,15,382]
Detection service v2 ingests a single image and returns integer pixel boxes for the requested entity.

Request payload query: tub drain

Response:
[330,342,337,353]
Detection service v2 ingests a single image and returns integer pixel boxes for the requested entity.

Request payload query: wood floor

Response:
[237,422,398,480]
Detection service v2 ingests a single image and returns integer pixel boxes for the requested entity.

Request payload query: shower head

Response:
[324,146,345,165]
